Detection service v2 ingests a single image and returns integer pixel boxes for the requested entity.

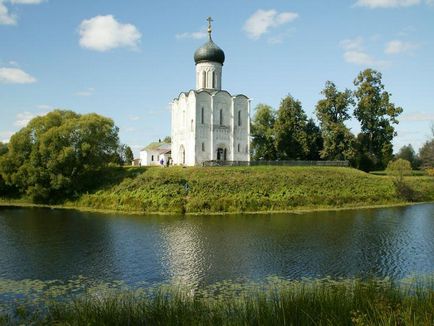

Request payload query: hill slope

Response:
[64,166,434,214]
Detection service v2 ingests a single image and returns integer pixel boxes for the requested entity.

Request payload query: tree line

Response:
[0,110,133,203]
[252,68,408,171]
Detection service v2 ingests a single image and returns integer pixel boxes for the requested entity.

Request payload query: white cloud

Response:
[0,67,36,84]
[401,112,434,121]
[79,15,141,52]
[36,104,51,110]
[340,37,364,51]
[176,30,207,40]
[355,0,420,8]
[10,0,45,4]
[76,87,95,97]
[340,37,389,67]
[128,115,141,121]
[0,130,14,143]
[344,50,378,65]
[0,0,45,25]
[267,28,295,44]
[0,1,16,25]
[243,9,298,40]
[385,40,419,54]
[14,111,35,127]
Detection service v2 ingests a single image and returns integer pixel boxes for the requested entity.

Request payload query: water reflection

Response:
[0,204,433,285]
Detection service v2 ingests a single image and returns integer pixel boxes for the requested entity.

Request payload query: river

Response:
[1,204,433,286]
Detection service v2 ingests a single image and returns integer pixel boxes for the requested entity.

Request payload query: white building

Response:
[171,18,250,166]
[139,141,171,166]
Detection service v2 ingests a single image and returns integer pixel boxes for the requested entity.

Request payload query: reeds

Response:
[1,277,433,325]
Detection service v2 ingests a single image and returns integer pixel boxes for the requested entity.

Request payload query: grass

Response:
[1,277,433,325]
[1,166,434,214]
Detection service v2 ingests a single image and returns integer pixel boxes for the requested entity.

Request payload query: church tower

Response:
[194,17,224,91]
[171,18,250,166]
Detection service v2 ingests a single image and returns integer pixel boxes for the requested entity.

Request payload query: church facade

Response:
[171,19,250,166]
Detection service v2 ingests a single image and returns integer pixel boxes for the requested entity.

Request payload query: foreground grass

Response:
[1,166,433,214]
[1,278,433,325]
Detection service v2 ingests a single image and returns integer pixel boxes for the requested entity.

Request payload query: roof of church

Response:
[194,17,225,65]
[174,89,249,102]
[194,39,225,65]
[141,142,171,152]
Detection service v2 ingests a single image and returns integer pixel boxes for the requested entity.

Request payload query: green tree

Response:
[163,136,171,143]
[353,69,403,170]
[124,146,134,164]
[315,81,356,161]
[419,140,434,168]
[251,104,277,160]
[274,96,309,160]
[396,144,419,169]
[0,110,120,203]
[386,159,412,181]
[305,118,323,160]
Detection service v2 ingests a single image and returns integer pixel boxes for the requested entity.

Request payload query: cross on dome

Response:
[207,17,213,40]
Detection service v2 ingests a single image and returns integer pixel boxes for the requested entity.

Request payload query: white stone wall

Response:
[171,90,250,166]
[195,62,222,90]
[139,150,161,166]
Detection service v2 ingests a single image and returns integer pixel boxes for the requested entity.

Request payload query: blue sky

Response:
[0,0,433,156]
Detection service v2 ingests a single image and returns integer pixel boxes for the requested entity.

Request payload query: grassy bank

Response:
[1,277,433,325]
[1,166,434,214]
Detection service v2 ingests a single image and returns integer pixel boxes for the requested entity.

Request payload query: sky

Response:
[0,0,433,156]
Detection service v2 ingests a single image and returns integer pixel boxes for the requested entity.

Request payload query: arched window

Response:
[238,143,240,152]
[202,71,206,88]
[238,110,241,126]
[201,107,204,124]
[212,71,215,88]
[151,155,154,161]
[202,142,205,151]
[219,109,223,125]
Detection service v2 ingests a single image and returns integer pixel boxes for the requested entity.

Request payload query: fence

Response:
[202,160,349,167]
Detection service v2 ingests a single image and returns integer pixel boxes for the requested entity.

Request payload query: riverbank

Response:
[1,277,433,325]
[1,166,433,215]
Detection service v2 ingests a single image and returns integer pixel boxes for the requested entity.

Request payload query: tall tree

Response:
[315,81,356,161]
[419,127,434,168]
[251,104,277,160]
[353,69,403,170]
[0,110,120,203]
[274,96,309,160]
[305,118,323,160]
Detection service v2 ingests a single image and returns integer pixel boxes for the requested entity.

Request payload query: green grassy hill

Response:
[61,166,434,214]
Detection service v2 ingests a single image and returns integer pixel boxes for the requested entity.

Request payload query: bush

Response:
[386,159,412,181]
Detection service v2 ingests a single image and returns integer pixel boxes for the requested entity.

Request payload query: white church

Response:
[170,18,251,166]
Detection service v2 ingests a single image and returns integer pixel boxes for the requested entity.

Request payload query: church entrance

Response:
[216,147,227,161]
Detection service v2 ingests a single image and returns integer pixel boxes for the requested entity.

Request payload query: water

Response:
[0,204,433,286]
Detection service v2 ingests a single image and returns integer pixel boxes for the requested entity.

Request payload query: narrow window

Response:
[201,107,204,124]
[219,109,223,125]
[238,110,241,126]
[202,142,205,151]
[238,143,240,152]
[191,119,194,132]
[151,155,154,161]
[212,71,215,88]
[202,71,206,88]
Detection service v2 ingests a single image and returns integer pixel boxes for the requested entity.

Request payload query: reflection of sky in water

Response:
[0,204,433,285]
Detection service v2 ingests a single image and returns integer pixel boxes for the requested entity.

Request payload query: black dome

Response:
[194,39,225,65]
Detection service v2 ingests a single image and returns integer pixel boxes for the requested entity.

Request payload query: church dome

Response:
[194,40,225,65]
